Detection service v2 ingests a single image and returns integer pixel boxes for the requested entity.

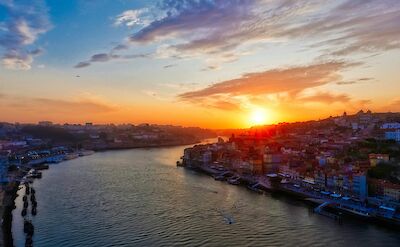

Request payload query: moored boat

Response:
[64,153,80,160]
[228,177,241,185]
[213,174,226,181]
[32,207,37,216]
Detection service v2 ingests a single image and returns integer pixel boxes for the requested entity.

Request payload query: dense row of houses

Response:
[183,111,400,205]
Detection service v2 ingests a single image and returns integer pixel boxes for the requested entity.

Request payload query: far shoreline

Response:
[2,137,217,247]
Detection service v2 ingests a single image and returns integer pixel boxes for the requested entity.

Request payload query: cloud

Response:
[114,9,149,28]
[208,99,241,111]
[128,0,262,60]
[295,0,400,56]
[177,61,370,112]
[179,61,352,101]
[74,61,91,68]
[163,63,176,69]
[0,93,117,114]
[0,0,51,70]
[123,0,400,61]
[31,98,116,113]
[77,0,400,68]
[336,77,374,85]
[90,53,111,62]
[384,99,400,112]
[74,52,149,68]
[298,92,351,104]
[112,44,129,51]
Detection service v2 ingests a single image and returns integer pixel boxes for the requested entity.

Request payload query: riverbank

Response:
[8,145,400,246]
[180,163,400,230]
[93,140,203,151]
[2,181,20,247]
[1,139,212,247]
[1,152,89,247]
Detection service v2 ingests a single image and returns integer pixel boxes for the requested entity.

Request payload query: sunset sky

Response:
[0,0,399,128]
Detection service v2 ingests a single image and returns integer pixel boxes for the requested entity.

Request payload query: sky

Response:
[0,0,399,129]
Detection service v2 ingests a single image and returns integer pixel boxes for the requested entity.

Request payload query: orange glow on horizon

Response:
[246,108,273,127]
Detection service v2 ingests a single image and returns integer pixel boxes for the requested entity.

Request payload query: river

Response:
[12,144,400,246]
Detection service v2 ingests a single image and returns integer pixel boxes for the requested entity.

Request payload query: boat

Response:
[32,207,37,216]
[30,171,42,179]
[213,175,225,181]
[78,150,95,156]
[46,155,64,163]
[247,184,263,194]
[25,236,33,247]
[335,204,371,218]
[21,208,27,217]
[33,164,49,170]
[228,177,240,185]
[24,220,34,233]
[64,153,79,160]
[23,201,28,208]
[26,222,34,236]
[23,195,27,202]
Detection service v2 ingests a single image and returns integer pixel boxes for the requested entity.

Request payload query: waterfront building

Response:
[369,178,400,202]
[0,151,9,183]
[381,122,400,129]
[384,129,400,142]
[384,184,400,202]
[369,154,390,167]
[279,164,300,181]
[314,171,326,188]
[352,174,368,200]
[249,157,263,174]
[202,150,212,165]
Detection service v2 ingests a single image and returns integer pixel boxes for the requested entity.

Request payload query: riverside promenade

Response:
[182,162,400,228]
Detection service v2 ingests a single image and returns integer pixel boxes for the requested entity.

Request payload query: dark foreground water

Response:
[12,145,400,247]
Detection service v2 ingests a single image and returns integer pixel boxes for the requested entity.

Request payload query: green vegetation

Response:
[368,163,399,183]
[21,126,78,143]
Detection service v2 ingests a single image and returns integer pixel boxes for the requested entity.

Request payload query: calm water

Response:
[12,145,400,247]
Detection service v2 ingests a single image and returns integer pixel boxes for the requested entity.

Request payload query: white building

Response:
[381,122,400,129]
[385,129,400,142]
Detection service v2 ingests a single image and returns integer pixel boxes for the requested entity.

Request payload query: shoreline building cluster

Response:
[182,111,400,225]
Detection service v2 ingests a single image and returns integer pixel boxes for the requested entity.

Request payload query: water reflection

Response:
[11,145,400,247]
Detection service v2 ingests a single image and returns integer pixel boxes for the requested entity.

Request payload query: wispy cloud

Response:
[336,77,374,85]
[179,61,352,100]
[76,0,400,68]
[298,92,350,104]
[74,52,149,68]
[129,0,400,60]
[383,98,400,112]
[0,0,51,70]
[163,63,177,69]
[178,61,365,111]
[0,93,117,114]
[114,8,150,28]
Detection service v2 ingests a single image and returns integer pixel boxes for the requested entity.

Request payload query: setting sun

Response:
[249,108,269,126]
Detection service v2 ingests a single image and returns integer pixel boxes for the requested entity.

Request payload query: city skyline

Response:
[1,0,400,128]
